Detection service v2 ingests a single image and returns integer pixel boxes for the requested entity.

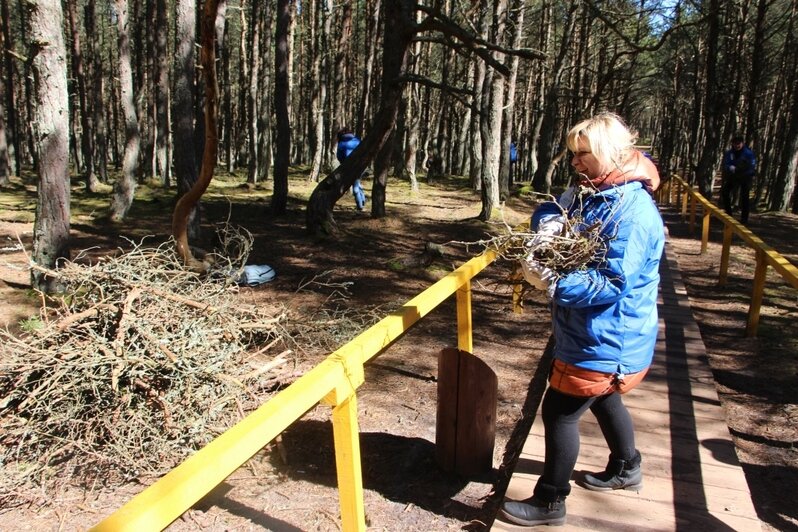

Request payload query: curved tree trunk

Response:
[306,0,413,235]
[172,0,220,269]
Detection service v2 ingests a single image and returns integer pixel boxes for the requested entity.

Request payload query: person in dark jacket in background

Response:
[501,113,664,528]
[336,128,366,211]
[721,135,756,224]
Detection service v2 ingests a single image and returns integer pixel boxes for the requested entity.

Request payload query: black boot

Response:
[582,449,642,491]
[500,482,568,527]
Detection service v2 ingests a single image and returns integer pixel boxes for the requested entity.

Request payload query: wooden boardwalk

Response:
[493,242,761,531]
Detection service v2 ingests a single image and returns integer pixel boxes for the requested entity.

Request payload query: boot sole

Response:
[582,482,642,492]
[499,508,566,527]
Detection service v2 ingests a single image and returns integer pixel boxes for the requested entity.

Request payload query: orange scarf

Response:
[579,150,661,193]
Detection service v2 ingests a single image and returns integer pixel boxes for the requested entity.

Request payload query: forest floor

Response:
[0,169,796,531]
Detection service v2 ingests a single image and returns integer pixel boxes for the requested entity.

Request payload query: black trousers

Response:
[721,173,753,224]
[534,387,637,500]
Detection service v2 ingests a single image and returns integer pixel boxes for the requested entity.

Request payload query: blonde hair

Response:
[565,112,638,174]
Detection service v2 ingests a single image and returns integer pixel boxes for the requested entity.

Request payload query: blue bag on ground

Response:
[238,264,276,286]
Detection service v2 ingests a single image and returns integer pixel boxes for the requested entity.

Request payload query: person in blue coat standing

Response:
[502,113,665,528]
[336,127,366,211]
[509,139,519,185]
[721,135,756,224]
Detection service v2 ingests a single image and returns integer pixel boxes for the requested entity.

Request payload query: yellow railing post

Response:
[330,394,366,531]
[701,208,711,254]
[688,193,697,233]
[746,249,768,337]
[719,224,733,286]
[680,184,689,220]
[321,358,366,532]
[511,267,524,314]
[456,281,473,353]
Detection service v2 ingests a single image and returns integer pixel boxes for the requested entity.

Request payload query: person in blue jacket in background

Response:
[509,139,519,185]
[336,127,366,211]
[721,134,756,224]
[501,113,665,527]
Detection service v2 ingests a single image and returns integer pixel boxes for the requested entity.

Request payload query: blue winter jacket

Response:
[722,146,756,178]
[532,182,665,375]
[336,133,361,163]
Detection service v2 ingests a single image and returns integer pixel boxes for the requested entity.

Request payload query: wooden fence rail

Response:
[655,175,798,336]
[91,249,498,532]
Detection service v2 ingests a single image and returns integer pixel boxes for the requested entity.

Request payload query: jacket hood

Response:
[579,150,660,193]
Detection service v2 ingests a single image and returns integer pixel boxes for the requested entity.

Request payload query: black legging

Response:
[537,387,637,493]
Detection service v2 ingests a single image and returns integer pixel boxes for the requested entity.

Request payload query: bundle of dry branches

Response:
[469,192,610,281]
[0,233,293,506]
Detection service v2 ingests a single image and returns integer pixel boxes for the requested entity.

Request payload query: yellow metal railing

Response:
[655,175,798,336]
[91,249,498,532]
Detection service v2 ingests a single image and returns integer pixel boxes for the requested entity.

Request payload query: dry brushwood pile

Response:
[0,237,296,506]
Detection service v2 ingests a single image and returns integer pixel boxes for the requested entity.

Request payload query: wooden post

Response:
[511,267,524,314]
[719,224,733,286]
[681,185,689,220]
[456,282,473,353]
[746,249,768,337]
[701,209,711,254]
[436,348,497,477]
[331,395,366,532]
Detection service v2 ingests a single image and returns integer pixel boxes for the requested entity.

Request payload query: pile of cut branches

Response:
[0,235,293,506]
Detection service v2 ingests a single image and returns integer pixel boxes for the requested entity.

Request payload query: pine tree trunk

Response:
[693,0,723,197]
[469,1,489,190]
[478,0,507,221]
[29,0,70,292]
[84,0,108,182]
[272,0,291,214]
[110,0,141,222]
[0,0,18,177]
[532,0,578,193]
[154,0,170,186]
[499,0,525,197]
[172,0,200,237]
[308,0,331,182]
[246,2,261,184]
[66,0,98,192]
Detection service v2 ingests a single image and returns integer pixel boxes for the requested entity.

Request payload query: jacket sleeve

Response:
[553,197,654,308]
[745,149,757,175]
[722,150,733,171]
[530,187,575,229]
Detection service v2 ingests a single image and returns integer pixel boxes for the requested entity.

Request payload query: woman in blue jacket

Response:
[502,113,665,527]
[336,128,366,211]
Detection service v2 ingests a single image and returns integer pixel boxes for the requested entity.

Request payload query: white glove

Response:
[729,165,736,173]
[528,215,565,247]
[520,256,557,297]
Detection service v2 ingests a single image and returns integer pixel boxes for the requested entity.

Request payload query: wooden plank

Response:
[436,347,460,472]
[455,351,497,476]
